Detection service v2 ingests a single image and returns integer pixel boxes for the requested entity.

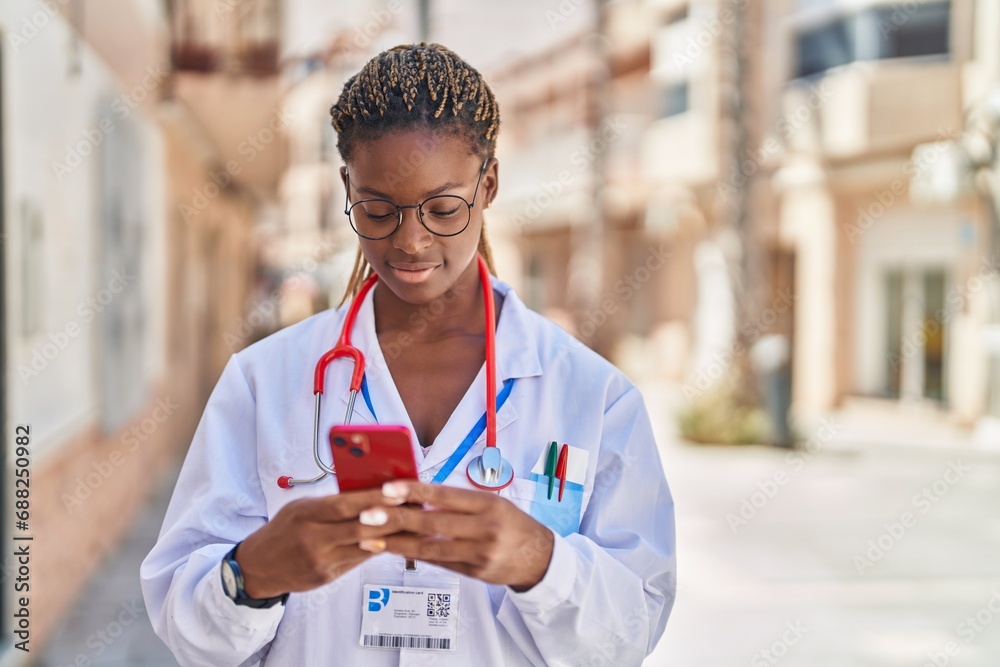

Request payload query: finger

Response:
[320,513,424,546]
[376,535,485,565]
[300,487,405,524]
[382,480,498,514]
[366,505,492,540]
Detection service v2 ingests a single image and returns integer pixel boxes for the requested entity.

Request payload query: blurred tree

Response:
[715,0,788,443]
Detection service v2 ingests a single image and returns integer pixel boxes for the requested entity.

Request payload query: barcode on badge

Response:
[427,592,451,618]
[362,635,451,650]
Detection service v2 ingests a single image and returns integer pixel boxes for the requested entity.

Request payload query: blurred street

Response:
[32,381,1000,667]
[32,468,180,667]
[645,382,1000,667]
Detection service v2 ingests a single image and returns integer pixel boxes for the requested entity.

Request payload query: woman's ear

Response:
[339,165,348,187]
[484,157,499,208]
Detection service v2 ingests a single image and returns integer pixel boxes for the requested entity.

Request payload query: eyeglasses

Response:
[343,158,490,240]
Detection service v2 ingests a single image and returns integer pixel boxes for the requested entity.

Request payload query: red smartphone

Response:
[329,424,419,492]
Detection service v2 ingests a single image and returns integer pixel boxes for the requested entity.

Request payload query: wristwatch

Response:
[220,543,289,609]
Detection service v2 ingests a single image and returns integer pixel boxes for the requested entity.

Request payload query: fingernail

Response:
[359,539,386,553]
[382,481,409,500]
[359,508,388,526]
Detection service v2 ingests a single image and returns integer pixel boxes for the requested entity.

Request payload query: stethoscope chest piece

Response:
[466,447,514,491]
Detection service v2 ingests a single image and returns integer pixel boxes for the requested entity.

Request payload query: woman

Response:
[141,43,675,666]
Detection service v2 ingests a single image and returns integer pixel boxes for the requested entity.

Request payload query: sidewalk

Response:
[640,381,1000,666]
[34,468,181,667]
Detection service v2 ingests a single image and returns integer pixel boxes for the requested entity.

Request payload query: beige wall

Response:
[1,0,258,652]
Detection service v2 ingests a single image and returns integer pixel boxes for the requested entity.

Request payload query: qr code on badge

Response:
[427,593,451,618]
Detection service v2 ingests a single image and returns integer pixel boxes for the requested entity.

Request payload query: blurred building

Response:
[0,0,268,653]
[490,0,1000,439]
[270,2,429,314]
[771,0,998,435]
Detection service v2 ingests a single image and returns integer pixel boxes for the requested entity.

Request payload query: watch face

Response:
[221,561,238,599]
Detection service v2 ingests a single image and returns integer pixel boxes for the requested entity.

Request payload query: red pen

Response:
[556,444,569,502]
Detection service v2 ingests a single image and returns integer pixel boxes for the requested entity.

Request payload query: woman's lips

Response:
[390,263,438,284]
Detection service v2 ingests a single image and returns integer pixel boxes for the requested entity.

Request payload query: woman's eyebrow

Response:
[355,180,462,199]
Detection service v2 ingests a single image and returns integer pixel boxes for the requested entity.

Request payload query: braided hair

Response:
[330,43,501,305]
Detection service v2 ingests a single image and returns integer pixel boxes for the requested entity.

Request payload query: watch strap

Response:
[222,543,289,609]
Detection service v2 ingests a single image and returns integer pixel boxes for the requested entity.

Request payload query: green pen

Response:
[545,441,558,500]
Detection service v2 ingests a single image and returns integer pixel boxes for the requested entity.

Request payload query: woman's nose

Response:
[392,206,433,254]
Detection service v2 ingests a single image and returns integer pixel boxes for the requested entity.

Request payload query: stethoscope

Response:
[277,254,515,492]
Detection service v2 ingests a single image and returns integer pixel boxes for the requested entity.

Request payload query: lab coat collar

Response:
[337,274,542,474]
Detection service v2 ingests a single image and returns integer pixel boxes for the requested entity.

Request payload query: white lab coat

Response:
[140,276,676,667]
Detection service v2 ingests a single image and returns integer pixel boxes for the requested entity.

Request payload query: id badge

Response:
[359,583,459,652]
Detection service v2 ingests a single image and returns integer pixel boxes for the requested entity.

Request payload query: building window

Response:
[882,267,949,404]
[873,2,950,59]
[794,1,950,78]
[651,3,695,118]
[664,5,688,26]
[796,18,853,77]
[660,81,689,118]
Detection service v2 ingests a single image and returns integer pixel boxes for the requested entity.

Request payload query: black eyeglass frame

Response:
[343,158,491,240]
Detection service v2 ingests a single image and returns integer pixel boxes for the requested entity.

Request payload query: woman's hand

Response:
[234,488,406,599]
[357,481,555,592]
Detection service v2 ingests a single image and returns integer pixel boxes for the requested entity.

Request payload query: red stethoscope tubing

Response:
[278,254,498,489]
[313,272,378,398]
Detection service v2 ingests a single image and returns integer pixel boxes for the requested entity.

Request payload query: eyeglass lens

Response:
[348,195,470,239]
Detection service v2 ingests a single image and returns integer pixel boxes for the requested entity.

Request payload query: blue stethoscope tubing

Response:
[277,254,515,491]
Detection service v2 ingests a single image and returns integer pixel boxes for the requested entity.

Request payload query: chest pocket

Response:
[500,476,584,538]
